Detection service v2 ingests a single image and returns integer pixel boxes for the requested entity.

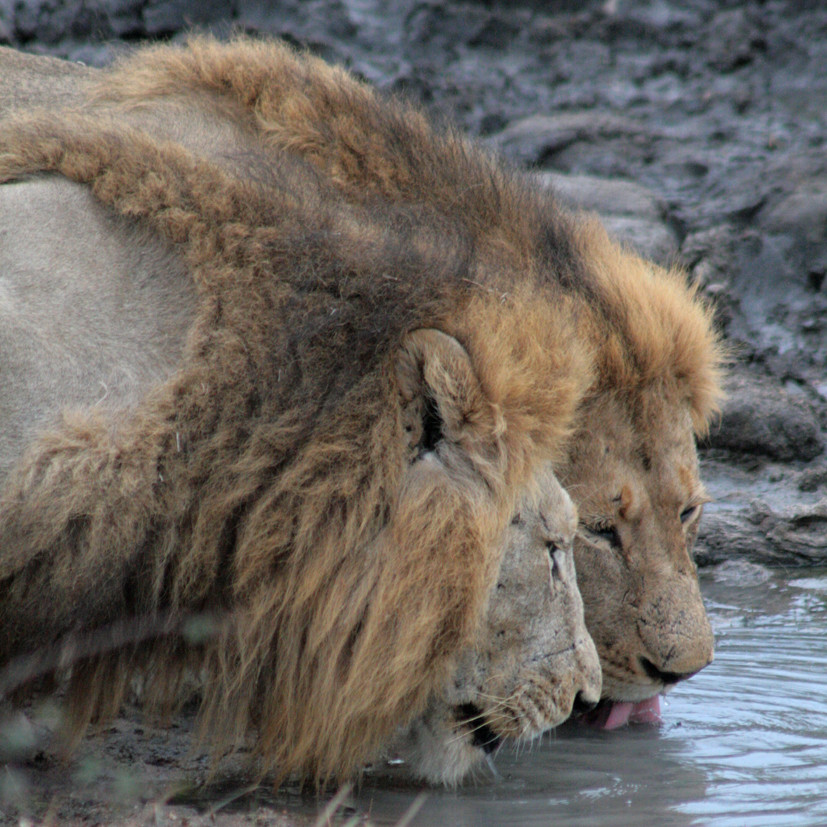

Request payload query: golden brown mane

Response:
[93,36,723,432]
[0,113,590,782]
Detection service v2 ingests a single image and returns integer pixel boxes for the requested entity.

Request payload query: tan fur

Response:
[0,113,592,782]
[83,37,724,701]
[396,465,601,785]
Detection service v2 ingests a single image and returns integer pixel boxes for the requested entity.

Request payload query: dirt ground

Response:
[1,701,324,825]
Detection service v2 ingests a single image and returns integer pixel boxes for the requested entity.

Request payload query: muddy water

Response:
[341,567,827,826]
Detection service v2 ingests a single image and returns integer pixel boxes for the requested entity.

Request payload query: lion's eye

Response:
[547,543,563,580]
[585,524,621,549]
[680,505,698,524]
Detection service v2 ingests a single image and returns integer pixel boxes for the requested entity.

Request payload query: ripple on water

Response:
[348,569,827,826]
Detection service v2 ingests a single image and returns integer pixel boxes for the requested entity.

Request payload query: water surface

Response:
[343,566,827,826]
[5,565,826,825]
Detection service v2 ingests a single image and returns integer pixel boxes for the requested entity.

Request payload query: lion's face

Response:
[560,390,714,727]
[394,465,601,785]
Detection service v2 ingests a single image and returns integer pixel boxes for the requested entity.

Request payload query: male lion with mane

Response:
[0,35,723,754]
[0,106,599,784]
[84,36,722,726]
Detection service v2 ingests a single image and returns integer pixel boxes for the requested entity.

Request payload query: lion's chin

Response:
[576,695,662,730]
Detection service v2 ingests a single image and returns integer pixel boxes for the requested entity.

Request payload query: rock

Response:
[406,2,488,51]
[706,8,766,72]
[760,181,827,243]
[491,112,647,168]
[705,373,824,462]
[537,171,678,263]
[0,0,12,44]
[107,0,144,39]
[680,224,740,330]
[538,172,667,222]
[709,559,772,586]
[9,0,108,44]
[696,498,827,567]
[600,215,678,264]
[798,466,827,493]
[722,228,827,384]
[143,0,229,36]
[681,225,739,288]
[469,14,521,50]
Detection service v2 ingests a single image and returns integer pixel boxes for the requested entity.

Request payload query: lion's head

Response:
[393,465,601,786]
[558,224,721,726]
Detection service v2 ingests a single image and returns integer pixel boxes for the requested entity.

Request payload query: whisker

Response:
[484,753,502,781]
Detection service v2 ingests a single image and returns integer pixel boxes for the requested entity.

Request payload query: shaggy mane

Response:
[0,112,590,782]
[93,36,723,432]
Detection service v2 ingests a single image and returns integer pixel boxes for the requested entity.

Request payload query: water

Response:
[339,566,827,826]
[5,565,827,825]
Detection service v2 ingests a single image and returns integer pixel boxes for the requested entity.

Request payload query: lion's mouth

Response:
[575,695,662,730]
[454,703,503,754]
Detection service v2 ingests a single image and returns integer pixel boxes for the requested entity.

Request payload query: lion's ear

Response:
[395,328,492,459]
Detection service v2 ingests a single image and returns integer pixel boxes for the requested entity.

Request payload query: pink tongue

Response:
[629,694,662,724]
[601,695,662,730]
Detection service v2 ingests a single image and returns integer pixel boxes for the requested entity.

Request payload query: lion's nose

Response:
[572,690,598,715]
[639,656,701,686]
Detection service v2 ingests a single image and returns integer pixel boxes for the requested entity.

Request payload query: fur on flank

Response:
[92,35,724,431]
[0,113,591,783]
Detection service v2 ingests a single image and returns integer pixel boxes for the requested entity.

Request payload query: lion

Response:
[0,37,723,734]
[0,110,595,784]
[69,36,724,725]
[394,464,600,785]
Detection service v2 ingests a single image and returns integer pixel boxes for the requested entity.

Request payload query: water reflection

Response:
[350,566,827,826]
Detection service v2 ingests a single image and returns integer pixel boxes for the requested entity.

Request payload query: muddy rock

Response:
[491,112,648,169]
[680,224,740,330]
[601,215,679,264]
[706,372,824,463]
[697,497,827,567]
[0,0,11,44]
[706,8,766,73]
[798,465,827,494]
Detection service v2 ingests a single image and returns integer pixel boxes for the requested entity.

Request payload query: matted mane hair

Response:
[93,35,724,431]
[0,112,590,782]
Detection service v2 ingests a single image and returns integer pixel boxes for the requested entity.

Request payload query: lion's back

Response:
[0,175,196,479]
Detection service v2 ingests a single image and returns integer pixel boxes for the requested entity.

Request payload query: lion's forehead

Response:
[563,393,702,519]
[575,450,700,521]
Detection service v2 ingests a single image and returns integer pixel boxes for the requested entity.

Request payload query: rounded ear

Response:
[394,328,496,459]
